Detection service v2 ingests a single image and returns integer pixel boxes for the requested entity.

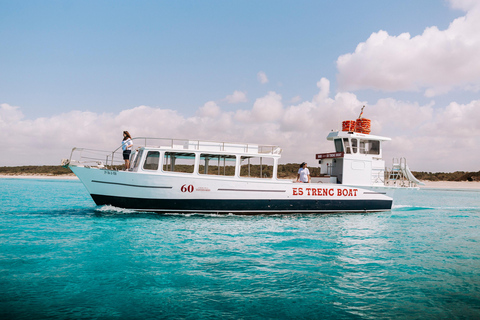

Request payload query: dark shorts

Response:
[123,150,132,160]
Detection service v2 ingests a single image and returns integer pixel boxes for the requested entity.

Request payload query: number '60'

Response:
[181,184,194,193]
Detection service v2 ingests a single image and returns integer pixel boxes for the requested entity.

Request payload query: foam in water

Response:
[95,205,137,214]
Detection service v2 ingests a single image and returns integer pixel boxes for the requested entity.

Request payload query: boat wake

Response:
[95,205,138,215]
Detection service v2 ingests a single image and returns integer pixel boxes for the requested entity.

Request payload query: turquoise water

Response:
[1,178,480,319]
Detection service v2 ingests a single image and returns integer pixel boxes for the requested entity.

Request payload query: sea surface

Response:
[1,178,479,319]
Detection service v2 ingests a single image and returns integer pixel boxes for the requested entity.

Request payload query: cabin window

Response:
[240,156,274,179]
[143,151,160,170]
[199,154,236,176]
[133,149,144,169]
[343,138,351,154]
[163,152,195,173]
[351,139,358,153]
[359,140,380,155]
[334,139,344,152]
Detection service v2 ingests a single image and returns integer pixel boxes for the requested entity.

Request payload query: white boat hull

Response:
[70,166,393,214]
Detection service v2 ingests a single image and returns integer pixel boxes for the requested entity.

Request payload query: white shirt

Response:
[298,167,310,183]
[122,138,133,151]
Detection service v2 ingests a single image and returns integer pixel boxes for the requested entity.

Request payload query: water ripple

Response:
[1,179,480,319]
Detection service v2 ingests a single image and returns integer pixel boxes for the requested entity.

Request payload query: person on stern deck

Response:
[297,162,311,183]
[122,131,133,170]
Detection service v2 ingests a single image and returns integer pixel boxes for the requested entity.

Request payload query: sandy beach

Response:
[418,180,480,190]
[1,174,479,189]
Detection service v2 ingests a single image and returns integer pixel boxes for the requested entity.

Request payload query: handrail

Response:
[128,137,281,154]
[68,137,282,168]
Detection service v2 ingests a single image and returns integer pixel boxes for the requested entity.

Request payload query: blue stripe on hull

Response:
[91,194,392,214]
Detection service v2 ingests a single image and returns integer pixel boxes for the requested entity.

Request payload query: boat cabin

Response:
[129,138,283,180]
[316,131,391,187]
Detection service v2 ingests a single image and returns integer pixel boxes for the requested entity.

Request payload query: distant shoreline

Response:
[1,174,479,189]
[0,174,78,180]
[417,180,480,189]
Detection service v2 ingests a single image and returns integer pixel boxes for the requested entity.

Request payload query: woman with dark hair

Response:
[297,162,311,183]
[122,131,133,170]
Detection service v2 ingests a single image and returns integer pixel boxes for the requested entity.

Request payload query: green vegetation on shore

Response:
[0,166,73,176]
[1,165,479,181]
[410,171,479,182]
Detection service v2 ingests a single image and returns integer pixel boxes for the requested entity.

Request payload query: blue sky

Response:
[1,0,480,171]
[1,0,459,116]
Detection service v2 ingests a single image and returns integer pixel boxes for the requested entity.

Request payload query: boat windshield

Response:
[143,151,160,170]
[359,140,380,155]
[334,139,343,152]
[133,149,144,169]
[351,138,358,153]
[343,138,351,154]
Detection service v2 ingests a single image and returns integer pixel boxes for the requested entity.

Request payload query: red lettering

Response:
[293,188,298,196]
[337,189,342,196]
[353,189,358,196]
[306,188,311,196]
[348,189,353,196]
[298,188,303,196]
[322,189,328,196]
[329,189,334,196]
[312,188,317,196]
[181,184,194,193]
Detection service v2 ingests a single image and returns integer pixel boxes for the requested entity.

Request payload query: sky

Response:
[1,0,480,172]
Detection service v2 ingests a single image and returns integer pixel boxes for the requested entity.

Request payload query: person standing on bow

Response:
[297,162,311,183]
[122,131,133,170]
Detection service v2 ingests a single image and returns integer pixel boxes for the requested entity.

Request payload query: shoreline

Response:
[417,180,480,190]
[1,174,479,189]
[0,174,79,180]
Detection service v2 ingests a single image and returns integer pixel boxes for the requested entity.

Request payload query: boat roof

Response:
[133,137,282,156]
[326,131,391,141]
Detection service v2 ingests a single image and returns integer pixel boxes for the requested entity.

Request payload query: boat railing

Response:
[129,137,281,155]
[66,137,282,168]
[65,147,124,169]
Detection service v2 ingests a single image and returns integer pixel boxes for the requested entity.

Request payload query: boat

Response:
[63,109,420,214]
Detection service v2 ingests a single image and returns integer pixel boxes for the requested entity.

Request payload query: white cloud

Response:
[290,96,302,104]
[0,103,24,124]
[2,78,480,171]
[225,90,247,104]
[369,98,435,132]
[337,2,480,96]
[281,101,316,132]
[197,101,221,118]
[449,0,479,11]
[365,98,480,171]
[235,91,283,123]
[313,78,333,105]
[257,71,269,84]
[422,99,480,137]
[252,91,283,121]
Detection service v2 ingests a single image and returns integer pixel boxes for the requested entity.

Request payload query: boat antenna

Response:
[358,105,365,119]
